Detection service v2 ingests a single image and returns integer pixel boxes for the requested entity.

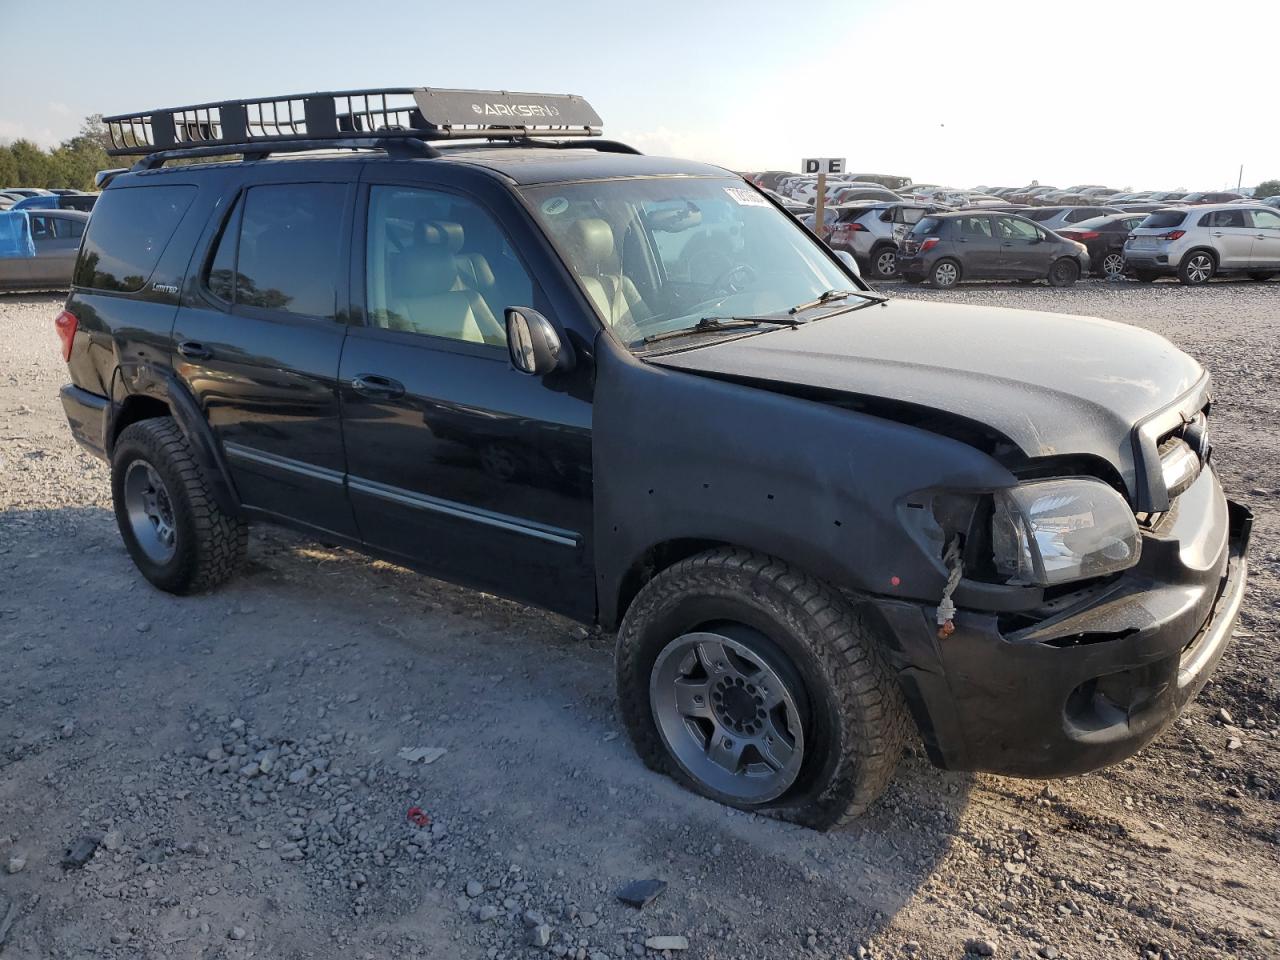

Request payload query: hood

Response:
[649,298,1206,503]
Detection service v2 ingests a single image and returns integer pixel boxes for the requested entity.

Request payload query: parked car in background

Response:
[1180,191,1244,205]
[11,192,99,213]
[1057,212,1148,279]
[1261,196,1280,209]
[1124,204,1280,284]
[0,187,53,199]
[1006,186,1057,204]
[0,208,89,291]
[827,201,947,278]
[1111,201,1183,213]
[898,211,1089,287]
[847,172,912,191]
[763,189,812,215]
[1020,205,1121,231]
[829,185,901,205]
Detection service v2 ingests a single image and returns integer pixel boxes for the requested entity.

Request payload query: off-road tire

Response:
[616,548,911,829]
[111,417,247,594]
[1178,249,1216,285]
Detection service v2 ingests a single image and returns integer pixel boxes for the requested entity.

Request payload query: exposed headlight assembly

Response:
[993,478,1140,586]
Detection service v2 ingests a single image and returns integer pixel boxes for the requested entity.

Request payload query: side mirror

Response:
[835,250,862,278]
[505,307,572,376]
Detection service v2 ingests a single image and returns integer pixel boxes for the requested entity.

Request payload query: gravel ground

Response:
[1,279,1277,960]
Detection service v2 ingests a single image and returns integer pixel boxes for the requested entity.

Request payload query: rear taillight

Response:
[1076,230,1100,240]
[920,237,940,253]
[55,309,78,362]
[1058,231,1080,241]
[1162,230,1185,240]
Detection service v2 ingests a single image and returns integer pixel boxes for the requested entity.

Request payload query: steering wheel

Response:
[709,263,757,297]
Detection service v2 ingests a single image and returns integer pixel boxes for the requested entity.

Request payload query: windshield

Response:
[522,177,858,349]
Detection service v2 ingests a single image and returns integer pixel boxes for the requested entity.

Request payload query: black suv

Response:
[58,88,1251,829]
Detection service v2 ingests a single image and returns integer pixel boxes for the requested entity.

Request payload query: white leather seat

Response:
[565,218,650,328]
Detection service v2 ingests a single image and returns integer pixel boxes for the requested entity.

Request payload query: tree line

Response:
[0,117,112,192]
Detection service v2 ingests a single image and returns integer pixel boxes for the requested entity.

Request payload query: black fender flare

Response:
[105,365,242,517]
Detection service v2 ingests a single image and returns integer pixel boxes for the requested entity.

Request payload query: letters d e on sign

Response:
[802,157,845,175]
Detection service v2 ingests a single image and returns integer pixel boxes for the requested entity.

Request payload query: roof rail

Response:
[102,87,605,158]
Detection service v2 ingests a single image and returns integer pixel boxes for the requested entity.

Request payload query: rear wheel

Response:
[1047,258,1080,287]
[616,549,910,829]
[1100,251,1126,280]
[871,245,898,280]
[111,418,247,594]
[930,258,961,288]
[1178,250,1215,285]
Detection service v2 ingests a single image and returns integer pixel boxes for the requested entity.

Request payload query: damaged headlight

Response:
[992,478,1140,586]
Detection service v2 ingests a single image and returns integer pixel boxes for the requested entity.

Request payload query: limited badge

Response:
[541,196,570,215]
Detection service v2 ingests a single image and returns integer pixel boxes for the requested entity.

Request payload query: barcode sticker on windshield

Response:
[724,187,769,207]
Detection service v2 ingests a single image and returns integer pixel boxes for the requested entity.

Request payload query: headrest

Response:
[567,218,615,269]
[395,245,458,296]
[421,220,464,254]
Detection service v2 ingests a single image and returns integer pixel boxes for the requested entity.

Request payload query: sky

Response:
[1,0,1275,191]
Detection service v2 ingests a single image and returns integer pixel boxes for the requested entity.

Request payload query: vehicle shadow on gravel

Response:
[1,504,977,955]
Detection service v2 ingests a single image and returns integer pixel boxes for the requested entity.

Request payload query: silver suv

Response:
[1125,204,1280,284]
[827,202,945,279]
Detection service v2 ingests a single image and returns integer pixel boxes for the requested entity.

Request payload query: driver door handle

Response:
[351,374,405,400]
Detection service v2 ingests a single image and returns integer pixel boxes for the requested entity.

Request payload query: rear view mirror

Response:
[506,307,573,376]
[835,250,862,278]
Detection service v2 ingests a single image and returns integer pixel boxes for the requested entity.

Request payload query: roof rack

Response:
[103,87,606,158]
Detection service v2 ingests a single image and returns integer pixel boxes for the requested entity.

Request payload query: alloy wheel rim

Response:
[877,251,897,276]
[936,263,957,286]
[123,460,177,563]
[1188,256,1212,282]
[1103,253,1124,277]
[649,630,805,803]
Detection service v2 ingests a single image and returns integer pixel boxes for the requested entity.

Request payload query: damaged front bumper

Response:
[869,465,1252,777]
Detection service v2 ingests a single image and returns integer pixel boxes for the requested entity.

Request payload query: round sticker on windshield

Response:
[541,196,569,216]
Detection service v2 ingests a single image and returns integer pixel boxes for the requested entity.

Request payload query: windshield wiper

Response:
[788,288,887,314]
[642,314,801,346]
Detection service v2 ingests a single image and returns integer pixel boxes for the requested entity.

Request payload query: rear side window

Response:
[74,185,196,291]
[1022,208,1057,222]
[1141,211,1188,229]
[207,183,346,319]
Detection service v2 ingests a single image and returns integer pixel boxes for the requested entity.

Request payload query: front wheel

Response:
[111,417,247,594]
[616,549,910,829]
[1047,258,1080,287]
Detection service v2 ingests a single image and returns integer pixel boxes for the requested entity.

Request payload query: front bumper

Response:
[60,383,109,460]
[871,467,1251,777]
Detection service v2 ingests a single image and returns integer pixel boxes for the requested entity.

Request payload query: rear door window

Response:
[74,184,196,291]
[1252,209,1280,229]
[219,183,347,319]
[1203,209,1246,228]
[958,216,992,238]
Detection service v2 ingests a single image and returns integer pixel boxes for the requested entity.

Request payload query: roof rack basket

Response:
[102,87,604,158]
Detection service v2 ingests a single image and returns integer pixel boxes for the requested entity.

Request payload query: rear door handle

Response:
[351,374,405,400]
[176,340,211,360]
